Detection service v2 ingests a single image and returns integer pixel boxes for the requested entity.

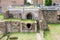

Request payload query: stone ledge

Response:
[0,19,36,23]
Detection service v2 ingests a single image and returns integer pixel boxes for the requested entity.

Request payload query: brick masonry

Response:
[1,8,60,34]
[0,21,37,34]
[1,0,60,12]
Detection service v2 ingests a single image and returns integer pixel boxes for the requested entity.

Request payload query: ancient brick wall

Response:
[42,10,57,23]
[6,21,21,32]
[0,21,37,34]
[0,22,6,34]
[38,10,48,30]
[1,0,24,12]
[52,0,60,4]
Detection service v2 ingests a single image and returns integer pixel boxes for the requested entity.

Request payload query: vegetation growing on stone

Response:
[45,0,52,6]
[0,14,4,20]
[0,14,36,23]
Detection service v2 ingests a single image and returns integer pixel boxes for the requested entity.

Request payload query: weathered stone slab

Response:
[0,22,6,34]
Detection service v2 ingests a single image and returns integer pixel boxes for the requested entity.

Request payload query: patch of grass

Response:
[21,19,36,23]
[48,24,60,35]
[1,32,36,40]
[0,14,36,23]
[0,14,4,20]
[2,19,36,23]
[0,34,3,38]
[44,23,60,40]
[44,29,55,40]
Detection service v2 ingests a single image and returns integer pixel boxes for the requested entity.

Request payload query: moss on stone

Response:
[0,19,36,23]
[21,19,36,23]
[0,14,4,20]
[0,14,36,23]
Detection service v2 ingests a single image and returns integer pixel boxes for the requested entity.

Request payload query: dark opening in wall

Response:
[53,3,56,6]
[9,14,13,18]
[19,14,22,19]
[27,13,32,19]
[57,15,60,20]
[27,23,31,29]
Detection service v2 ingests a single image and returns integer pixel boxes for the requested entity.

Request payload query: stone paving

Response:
[37,33,44,40]
[49,26,60,40]
[51,31,60,40]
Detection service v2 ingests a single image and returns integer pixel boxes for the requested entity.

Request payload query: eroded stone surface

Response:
[0,21,37,34]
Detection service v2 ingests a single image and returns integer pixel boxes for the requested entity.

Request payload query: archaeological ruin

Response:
[0,5,60,34]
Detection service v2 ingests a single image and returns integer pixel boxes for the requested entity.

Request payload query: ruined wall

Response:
[1,0,24,12]
[52,0,60,4]
[3,9,59,32]
[0,22,6,34]
[6,21,21,32]
[4,9,58,23]
[38,10,48,30]
[0,21,21,34]
[0,21,37,34]
[42,10,57,23]
[22,23,37,32]
[4,9,39,20]
[4,10,22,19]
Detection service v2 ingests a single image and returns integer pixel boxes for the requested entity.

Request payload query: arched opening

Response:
[27,23,31,29]
[57,15,60,20]
[27,13,32,19]
[53,3,56,6]
[19,14,22,18]
[9,14,13,18]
